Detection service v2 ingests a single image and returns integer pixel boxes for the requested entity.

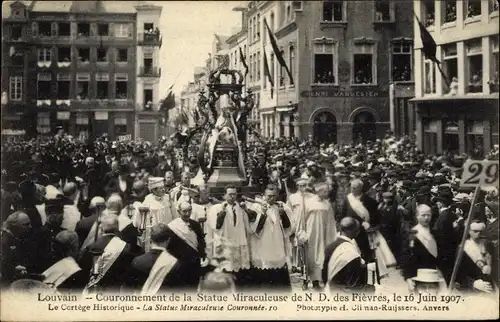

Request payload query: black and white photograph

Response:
[0,0,499,320]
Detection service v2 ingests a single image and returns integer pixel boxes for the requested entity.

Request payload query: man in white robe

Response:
[137,177,176,228]
[206,186,251,287]
[190,184,217,235]
[296,182,337,290]
[246,184,293,290]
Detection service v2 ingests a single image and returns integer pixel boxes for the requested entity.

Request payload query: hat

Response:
[382,192,394,199]
[418,185,431,195]
[118,164,130,175]
[433,191,453,204]
[412,269,445,283]
[368,168,382,179]
[296,177,308,185]
[45,196,65,214]
[313,182,329,192]
[401,180,413,189]
[148,177,164,190]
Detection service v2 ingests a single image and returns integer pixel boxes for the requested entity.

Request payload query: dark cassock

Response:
[79,233,135,293]
[377,192,401,263]
[322,236,376,293]
[164,213,206,290]
[103,165,134,203]
[246,199,293,290]
[0,228,37,286]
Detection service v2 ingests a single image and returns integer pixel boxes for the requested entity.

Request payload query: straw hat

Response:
[412,269,444,283]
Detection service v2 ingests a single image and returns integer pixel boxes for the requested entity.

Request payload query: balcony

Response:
[138,32,162,47]
[139,66,161,78]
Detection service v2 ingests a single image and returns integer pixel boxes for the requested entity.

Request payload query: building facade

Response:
[412,0,499,157]
[232,0,414,144]
[134,3,163,143]
[2,0,163,141]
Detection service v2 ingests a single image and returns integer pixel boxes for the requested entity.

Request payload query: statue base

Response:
[191,168,260,199]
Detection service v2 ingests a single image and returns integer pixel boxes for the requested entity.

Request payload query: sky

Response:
[155,1,243,100]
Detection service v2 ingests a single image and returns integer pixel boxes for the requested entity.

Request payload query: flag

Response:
[263,47,274,99]
[264,18,294,85]
[415,13,450,87]
[239,46,249,78]
[415,14,439,65]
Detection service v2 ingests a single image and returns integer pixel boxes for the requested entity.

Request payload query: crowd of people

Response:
[0,130,498,296]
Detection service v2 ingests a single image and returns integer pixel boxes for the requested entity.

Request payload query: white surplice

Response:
[206,203,251,272]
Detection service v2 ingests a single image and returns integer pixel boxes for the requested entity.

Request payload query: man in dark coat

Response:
[340,179,380,263]
[378,192,401,261]
[104,164,134,203]
[75,197,106,247]
[322,217,376,293]
[153,151,172,177]
[79,215,135,292]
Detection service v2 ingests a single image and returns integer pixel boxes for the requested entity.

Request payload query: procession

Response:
[1,1,499,313]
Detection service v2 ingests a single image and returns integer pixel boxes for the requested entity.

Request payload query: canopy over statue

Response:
[178,58,261,194]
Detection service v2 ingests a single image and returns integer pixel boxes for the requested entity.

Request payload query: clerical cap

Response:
[148,177,164,190]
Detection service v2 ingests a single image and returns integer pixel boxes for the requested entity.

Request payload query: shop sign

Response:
[301,89,388,98]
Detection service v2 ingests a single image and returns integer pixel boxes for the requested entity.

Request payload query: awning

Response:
[409,94,499,103]
[1,129,26,135]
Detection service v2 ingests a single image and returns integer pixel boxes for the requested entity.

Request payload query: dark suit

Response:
[104,176,134,203]
[457,242,498,291]
[153,162,172,177]
[75,213,98,247]
[432,207,461,283]
[322,238,375,293]
[165,219,206,289]
[79,234,135,292]
[123,248,184,291]
[378,202,401,260]
[401,235,439,280]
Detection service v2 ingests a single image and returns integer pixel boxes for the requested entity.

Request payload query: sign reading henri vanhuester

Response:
[301,89,389,98]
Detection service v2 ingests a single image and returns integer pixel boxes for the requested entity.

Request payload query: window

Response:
[9,76,22,101]
[374,0,394,22]
[97,47,108,62]
[249,19,253,42]
[490,0,500,13]
[279,50,285,86]
[466,39,483,93]
[76,73,90,100]
[353,43,375,85]
[144,89,153,110]
[98,23,109,36]
[392,41,412,82]
[424,59,437,94]
[115,74,128,99]
[10,25,22,40]
[442,44,458,94]
[117,49,128,62]
[10,49,24,66]
[270,12,275,32]
[38,48,52,62]
[38,22,52,37]
[289,45,295,83]
[77,23,90,37]
[490,36,499,93]
[57,74,70,99]
[249,54,253,83]
[57,47,71,62]
[467,120,484,158]
[423,0,435,27]
[96,74,109,99]
[114,113,127,134]
[58,22,70,37]
[444,0,457,23]
[115,24,131,38]
[253,17,257,41]
[144,23,154,32]
[144,58,153,73]
[78,48,90,63]
[466,0,482,19]
[286,4,291,21]
[323,1,344,22]
[76,112,89,137]
[37,73,52,99]
[313,41,336,84]
[37,113,51,134]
